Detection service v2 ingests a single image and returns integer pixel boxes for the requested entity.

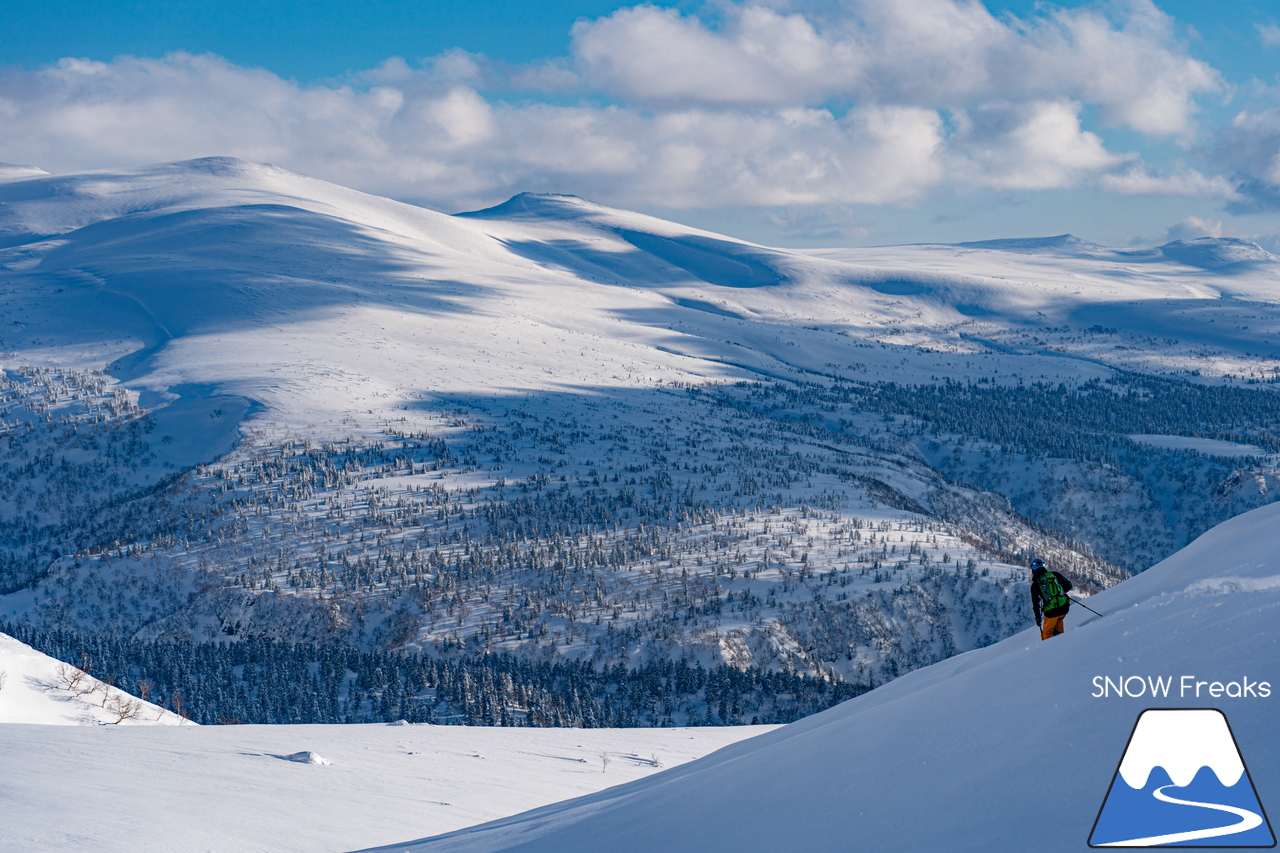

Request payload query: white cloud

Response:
[1220,110,1280,184]
[0,52,947,208]
[1258,23,1280,48]
[1098,167,1236,197]
[1210,108,1280,210]
[948,101,1127,190]
[1165,216,1223,241]
[570,0,1220,137]
[571,5,859,106]
[0,2,1236,212]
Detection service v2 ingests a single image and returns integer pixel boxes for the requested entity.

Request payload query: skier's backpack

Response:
[1037,571,1070,612]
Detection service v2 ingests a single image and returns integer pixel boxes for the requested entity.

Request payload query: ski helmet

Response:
[1030,558,1046,572]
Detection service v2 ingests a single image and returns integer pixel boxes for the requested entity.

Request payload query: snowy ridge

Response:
[955,233,1107,254]
[0,162,49,182]
[1157,238,1275,269]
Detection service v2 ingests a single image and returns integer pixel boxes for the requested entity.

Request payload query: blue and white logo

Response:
[1090,709,1275,847]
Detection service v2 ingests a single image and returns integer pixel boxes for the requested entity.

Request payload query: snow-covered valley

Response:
[1,157,1278,720]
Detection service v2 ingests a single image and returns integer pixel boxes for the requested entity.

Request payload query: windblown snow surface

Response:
[0,717,769,853]
[361,500,1280,853]
[1,610,771,853]
[2,601,767,853]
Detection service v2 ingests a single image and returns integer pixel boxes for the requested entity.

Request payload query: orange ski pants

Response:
[1041,615,1065,640]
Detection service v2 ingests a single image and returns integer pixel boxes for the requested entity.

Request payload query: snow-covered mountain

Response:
[361,499,1280,853]
[1,158,1278,703]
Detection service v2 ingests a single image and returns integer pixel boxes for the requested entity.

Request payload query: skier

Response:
[1030,558,1073,640]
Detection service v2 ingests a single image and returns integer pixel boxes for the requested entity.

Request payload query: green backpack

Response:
[1037,572,1070,612]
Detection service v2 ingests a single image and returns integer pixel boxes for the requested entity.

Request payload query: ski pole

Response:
[1068,595,1103,618]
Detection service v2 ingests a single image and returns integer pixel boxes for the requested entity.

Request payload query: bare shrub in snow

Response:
[169,690,191,724]
[56,663,93,697]
[104,690,143,724]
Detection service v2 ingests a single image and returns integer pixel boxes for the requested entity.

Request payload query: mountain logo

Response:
[1089,709,1275,847]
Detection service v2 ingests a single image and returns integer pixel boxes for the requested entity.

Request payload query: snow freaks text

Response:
[1091,676,1272,699]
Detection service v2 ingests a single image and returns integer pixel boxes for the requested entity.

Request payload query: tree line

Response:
[3,622,863,727]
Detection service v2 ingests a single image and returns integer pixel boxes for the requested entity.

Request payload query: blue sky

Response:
[3,1,1274,86]
[4,0,1280,249]
[0,1,647,79]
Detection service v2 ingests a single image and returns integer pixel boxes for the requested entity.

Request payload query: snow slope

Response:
[0,631,183,725]
[0,720,771,853]
[366,500,1280,853]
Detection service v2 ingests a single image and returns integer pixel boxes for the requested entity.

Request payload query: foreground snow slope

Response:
[369,501,1280,853]
[0,632,183,726]
[0,721,771,853]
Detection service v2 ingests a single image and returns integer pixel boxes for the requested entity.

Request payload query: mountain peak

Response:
[455,192,612,221]
[0,162,50,182]
[1158,237,1275,269]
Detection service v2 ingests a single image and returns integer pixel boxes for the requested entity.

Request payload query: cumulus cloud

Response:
[948,100,1126,189]
[1165,216,1223,241]
[1210,109,1280,211]
[1098,167,1237,197]
[570,0,1220,136]
[571,5,854,107]
[0,1,1236,211]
